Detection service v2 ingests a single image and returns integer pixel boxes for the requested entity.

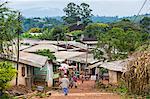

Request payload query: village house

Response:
[69,53,100,75]
[0,52,53,88]
[99,59,128,84]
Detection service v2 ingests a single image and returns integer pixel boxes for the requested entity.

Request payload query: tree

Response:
[0,62,16,93]
[62,2,93,25]
[80,3,93,25]
[62,2,79,24]
[140,17,150,33]
[111,19,141,32]
[97,27,144,61]
[38,29,53,40]
[0,1,21,57]
[67,30,84,40]
[84,23,109,39]
[35,49,56,61]
[50,26,69,40]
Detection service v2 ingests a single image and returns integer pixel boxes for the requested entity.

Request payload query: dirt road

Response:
[28,80,120,99]
[48,80,120,99]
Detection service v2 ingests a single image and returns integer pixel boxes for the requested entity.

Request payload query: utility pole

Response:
[16,12,21,85]
[85,43,88,75]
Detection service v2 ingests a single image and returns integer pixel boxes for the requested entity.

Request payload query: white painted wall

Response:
[10,62,27,86]
[46,62,53,87]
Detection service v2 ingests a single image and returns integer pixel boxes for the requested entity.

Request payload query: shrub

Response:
[0,62,17,93]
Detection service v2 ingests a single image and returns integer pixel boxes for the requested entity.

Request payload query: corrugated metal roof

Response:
[99,59,131,72]
[21,39,87,50]
[54,51,85,62]
[69,54,99,64]
[88,62,103,69]
[82,41,98,45]
[23,44,65,52]
[19,52,48,67]
[0,52,48,68]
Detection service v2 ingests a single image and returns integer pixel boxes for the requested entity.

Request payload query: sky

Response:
[2,0,150,17]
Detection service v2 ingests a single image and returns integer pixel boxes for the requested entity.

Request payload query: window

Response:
[22,67,25,77]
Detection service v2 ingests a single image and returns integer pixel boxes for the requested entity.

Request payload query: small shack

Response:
[0,52,53,88]
[100,59,128,84]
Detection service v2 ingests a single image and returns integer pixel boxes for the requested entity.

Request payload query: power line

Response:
[146,0,150,13]
[133,0,148,23]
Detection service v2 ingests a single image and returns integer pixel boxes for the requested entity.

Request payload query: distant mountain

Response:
[21,7,63,17]
[120,14,150,22]
[22,14,150,31]
[91,16,119,23]
[22,17,63,31]
[51,16,63,22]
[91,14,150,23]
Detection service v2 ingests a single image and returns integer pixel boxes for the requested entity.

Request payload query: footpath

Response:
[49,80,120,99]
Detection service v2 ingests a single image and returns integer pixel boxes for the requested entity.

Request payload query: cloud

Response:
[21,7,63,17]
[5,0,149,17]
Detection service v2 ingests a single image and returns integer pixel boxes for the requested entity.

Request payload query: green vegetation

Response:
[62,2,93,25]
[67,30,84,40]
[0,62,17,93]
[38,29,52,40]
[29,28,41,33]
[35,49,56,61]
[21,25,69,40]
[95,19,149,61]
[0,1,21,55]
[21,17,149,62]
[1,1,150,97]
[22,17,63,31]
[84,23,109,38]
[140,17,150,33]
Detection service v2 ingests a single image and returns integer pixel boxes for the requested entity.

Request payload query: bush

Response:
[29,28,41,33]
[0,62,17,93]
[116,81,128,94]
[35,49,56,61]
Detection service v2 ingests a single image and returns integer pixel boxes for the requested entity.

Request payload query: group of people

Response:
[59,72,85,96]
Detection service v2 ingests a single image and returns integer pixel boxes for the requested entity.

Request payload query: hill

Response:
[22,14,150,31]
[22,17,63,31]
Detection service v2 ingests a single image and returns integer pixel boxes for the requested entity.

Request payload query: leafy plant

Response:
[0,1,21,56]
[0,62,17,93]
[35,49,56,61]
[29,28,41,33]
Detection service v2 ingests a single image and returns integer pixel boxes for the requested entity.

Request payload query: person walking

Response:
[80,73,85,84]
[60,75,70,96]
[69,76,74,88]
[73,75,77,88]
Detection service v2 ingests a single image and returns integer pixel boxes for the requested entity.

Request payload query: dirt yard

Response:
[26,80,120,99]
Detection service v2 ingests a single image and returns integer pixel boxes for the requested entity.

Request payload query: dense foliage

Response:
[62,2,93,25]
[35,49,56,61]
[22,17,63,31]
[0,1,21,56]
[94,19,149,61]
[29,28,41,33]
[84,23,109,38]
[0,62,16,92]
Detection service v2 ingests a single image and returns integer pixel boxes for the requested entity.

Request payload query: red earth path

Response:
[49,80,121,99]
